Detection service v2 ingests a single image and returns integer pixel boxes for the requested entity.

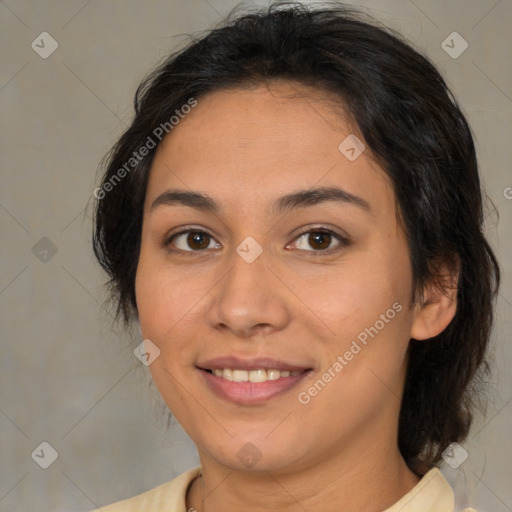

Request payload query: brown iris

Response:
[187,232,210,250]
[308,231,332,250]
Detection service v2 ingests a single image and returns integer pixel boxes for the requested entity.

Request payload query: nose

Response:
[206,247,290,339]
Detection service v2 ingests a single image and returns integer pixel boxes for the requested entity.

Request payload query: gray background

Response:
[1,1,511,511]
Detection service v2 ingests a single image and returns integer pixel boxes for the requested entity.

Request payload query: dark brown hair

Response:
[93,1,500,467]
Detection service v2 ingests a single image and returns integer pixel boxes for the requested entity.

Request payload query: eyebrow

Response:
[150,186,371,214]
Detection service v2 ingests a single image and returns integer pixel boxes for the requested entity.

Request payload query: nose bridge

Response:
[207,242,289,336]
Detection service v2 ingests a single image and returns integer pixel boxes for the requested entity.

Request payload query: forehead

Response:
[145,82,394,217]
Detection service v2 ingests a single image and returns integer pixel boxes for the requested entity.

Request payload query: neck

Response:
[187,437,420,512]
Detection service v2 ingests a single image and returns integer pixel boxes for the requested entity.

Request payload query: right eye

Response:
[165,230,221,252]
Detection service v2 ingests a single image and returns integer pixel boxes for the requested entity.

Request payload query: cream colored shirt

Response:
[92,467,478,512]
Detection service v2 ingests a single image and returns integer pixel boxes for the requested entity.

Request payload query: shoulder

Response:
[384,467,480,512]
[90,467,201,512]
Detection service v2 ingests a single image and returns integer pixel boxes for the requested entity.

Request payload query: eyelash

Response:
[163,226,350,256]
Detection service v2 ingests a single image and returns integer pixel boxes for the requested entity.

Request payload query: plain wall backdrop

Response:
[1,1,511,511]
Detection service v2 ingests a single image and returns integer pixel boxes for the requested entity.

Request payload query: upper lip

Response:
[197,356,312,372]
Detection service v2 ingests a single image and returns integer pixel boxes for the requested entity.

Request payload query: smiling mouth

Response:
[198,366,312,404]
[196,355,313,404]
[202,368,308,383]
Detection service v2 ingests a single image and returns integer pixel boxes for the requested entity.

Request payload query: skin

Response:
[135,81,457,512]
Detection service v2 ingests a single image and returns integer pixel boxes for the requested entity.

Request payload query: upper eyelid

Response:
[293,225,348,241]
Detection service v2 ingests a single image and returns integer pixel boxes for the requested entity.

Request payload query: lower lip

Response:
[199,369,311,405]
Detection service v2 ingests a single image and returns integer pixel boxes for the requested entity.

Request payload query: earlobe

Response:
[410,262,459,341]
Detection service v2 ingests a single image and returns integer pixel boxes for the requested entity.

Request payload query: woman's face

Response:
[135,82,419,473]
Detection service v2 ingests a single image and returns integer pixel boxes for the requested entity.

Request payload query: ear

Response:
[410,257,459,341]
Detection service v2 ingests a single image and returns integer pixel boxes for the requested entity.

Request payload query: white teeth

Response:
[232,370,249,382]
[267,369,280,380]
[249,369,267,383]
[210,368,302,382]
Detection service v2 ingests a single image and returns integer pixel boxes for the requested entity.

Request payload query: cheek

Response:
[135,255,166,335]
[298,269,412,437]
[135,252,199,411]
[134,247,215,371]
[316,256,411,338]
[135,246,184,348]
[313,241,414,381]
[136,241,191,326]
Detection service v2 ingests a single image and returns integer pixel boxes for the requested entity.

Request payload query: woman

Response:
[92,2,499,511]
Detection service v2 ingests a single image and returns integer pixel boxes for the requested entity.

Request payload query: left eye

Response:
[288,229,347,253]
